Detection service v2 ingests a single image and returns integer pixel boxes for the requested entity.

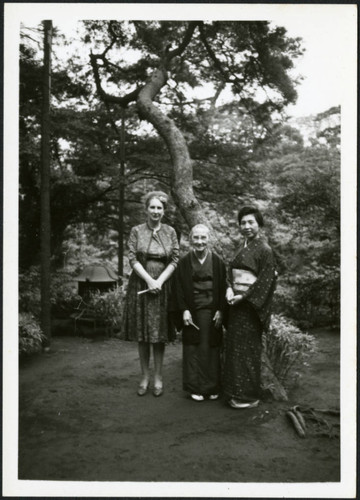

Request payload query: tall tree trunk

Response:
[137,68,208,229]
[118,107,125,278]
[40,20,52,347]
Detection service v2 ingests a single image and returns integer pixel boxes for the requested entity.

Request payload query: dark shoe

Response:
[137,384,149,396]
[153,386,163,397]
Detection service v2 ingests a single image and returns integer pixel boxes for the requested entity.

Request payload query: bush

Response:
[274,265,340,328]
[19,312,45,355]
[87,285,126,334]
[19,266,82,319]
[265,314,317,385]
[50,272,81,317]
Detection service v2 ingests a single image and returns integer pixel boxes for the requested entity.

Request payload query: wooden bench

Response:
[70,306,112,336]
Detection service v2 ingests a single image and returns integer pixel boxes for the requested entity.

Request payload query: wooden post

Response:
[40,20,52,347]
[118,106,125,279]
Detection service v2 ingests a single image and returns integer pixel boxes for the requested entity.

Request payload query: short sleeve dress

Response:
[121,222,179,343]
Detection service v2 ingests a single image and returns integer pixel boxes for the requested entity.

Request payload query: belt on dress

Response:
[146,254,167,263]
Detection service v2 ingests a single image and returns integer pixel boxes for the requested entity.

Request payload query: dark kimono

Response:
[223,237,276,402]
[170,251,227,396]
[122,223,179,343]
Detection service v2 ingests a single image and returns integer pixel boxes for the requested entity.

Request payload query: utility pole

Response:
[40,20,52,348]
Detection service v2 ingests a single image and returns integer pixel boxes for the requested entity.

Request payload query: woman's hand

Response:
[146,277,161,294]
[231,294,243,306]
[226,287,243,306]
[213,310,222,329]
[226,287,234,304]
[183,310,193,326]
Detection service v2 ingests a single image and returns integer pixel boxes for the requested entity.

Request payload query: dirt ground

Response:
[19,327,340,483]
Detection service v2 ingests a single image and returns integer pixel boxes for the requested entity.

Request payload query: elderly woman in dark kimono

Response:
[223,205,277,409]
[122,191,179,397]
[170,224,227,401]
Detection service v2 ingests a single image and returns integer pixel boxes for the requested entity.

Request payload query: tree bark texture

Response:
[137,68,208,229]
[40,20,52,344]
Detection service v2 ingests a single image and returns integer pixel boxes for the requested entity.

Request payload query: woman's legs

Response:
[153,342,165,388]
[138,341,150,388]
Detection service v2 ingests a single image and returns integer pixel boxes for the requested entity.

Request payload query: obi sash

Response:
[232,268,257,293]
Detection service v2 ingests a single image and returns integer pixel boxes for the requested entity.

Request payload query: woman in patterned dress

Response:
[223,205,277,409]
[122,191,179,397]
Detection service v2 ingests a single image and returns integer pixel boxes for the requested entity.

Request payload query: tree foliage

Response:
[19,21,340,328]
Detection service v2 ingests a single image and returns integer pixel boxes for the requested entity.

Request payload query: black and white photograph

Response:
[3,2,357,498]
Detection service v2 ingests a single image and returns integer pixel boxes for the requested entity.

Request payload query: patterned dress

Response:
[122,223,179,343]
[223,237,276,402]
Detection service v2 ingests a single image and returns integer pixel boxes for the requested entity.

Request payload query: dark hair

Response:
[237,205,264,227]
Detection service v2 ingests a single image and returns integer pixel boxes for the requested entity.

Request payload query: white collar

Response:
[194,250,208,264]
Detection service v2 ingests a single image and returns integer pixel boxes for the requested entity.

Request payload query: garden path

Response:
[19,328,340,483]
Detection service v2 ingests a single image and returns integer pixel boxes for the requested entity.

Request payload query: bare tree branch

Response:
[90,53,141,106]
[165,21,198,62]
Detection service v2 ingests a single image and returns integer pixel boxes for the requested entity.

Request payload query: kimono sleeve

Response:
[168,260,189,331]
[245,245,276,313]
[226,262,233,288]
[171,262,189,311]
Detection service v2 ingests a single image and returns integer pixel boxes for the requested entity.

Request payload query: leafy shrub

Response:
[274,265,340,328]
[19,312,45,355]
[20,266,82,319]
[50,272,81,317]
[264,314,317,385]
[87,284,126,334]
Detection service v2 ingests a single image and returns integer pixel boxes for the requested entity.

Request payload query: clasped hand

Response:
[226,287,243,306]
[146,277,162,294]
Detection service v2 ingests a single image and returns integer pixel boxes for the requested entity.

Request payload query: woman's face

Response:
[146,197,164,224]
[191,227,209,254]
[240,214,260,240]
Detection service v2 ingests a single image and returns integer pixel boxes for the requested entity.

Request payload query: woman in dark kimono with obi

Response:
[223,205,277,409]
[170,225,227,401]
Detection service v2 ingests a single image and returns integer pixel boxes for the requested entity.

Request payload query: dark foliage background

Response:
[19,21,340,355]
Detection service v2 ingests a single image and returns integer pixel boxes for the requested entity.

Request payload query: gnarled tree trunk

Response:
[137,68,208,229]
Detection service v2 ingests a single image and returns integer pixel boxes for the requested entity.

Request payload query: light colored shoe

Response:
[229,398,259,409]
[190,394,204,401]
[137,384,149,396]
[153,386,163,397]
[208,394,219,400]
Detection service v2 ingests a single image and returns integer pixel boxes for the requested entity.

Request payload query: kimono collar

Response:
[244,234,260,248]
[192,249,209,265]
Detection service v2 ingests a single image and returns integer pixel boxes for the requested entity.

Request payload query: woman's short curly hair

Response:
[144,191,169,209]
[237,205,264,227]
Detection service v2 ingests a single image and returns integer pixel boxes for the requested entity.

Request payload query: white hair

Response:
[189,224,210,239]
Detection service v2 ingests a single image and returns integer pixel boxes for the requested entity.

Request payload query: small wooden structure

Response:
[75,264,118,299]
[71,265,118,335]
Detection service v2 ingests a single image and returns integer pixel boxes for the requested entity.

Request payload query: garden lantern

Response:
[75,265,118,299]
